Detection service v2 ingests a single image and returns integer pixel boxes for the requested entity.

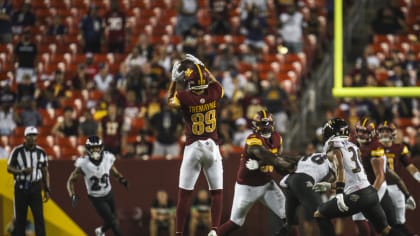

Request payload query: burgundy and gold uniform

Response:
[383,143,411,183]
[168,57,224,236]
[237,132,282,186]
[218,110,286,235]
[378,120,418,229]
[351,136,385,184]
[173,82,223,145]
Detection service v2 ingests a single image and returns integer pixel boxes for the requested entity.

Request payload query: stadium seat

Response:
[59,146,81,160]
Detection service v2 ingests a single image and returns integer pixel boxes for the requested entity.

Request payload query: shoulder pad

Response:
[370,147,385,157]
[246,136,263,146]
[74,157,85,168]
[103,151,116,163]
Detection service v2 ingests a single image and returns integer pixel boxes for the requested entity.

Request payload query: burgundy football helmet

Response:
[377,120,397,143]
[182,61,209,91]
[355,117,376,144]
[251,110,274,139]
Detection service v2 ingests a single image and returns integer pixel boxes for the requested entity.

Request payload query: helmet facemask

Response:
[377,121,396,144]
[355,118,375,144]
[378,128,394,144]
[86,136,104,163]
[252,110,274,139]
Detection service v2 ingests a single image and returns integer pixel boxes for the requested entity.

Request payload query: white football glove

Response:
[279,174,289,188]
[406,196,416,210]
[185,53,204,66]
[312,182,332,192]
[245,159,259,170]
[171,61,183,82]
[413,171,420,182]
[336,193,349,212]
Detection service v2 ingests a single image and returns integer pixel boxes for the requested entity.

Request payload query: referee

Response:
[7,126,50,236]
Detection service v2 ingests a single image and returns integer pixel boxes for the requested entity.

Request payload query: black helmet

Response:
[322,118,349,142]
[85,136,104,162]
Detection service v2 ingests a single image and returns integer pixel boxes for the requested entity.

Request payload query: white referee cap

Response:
[24,126,39,136]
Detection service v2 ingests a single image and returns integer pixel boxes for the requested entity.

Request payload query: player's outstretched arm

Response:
[111,165,128,188]
[66,167,82,198]
[247,145,294,174]
[386,168,411,198]
[370,157,385,190]
[406,163,420,182]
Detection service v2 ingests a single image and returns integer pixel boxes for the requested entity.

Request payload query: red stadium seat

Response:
[59,146,81,160]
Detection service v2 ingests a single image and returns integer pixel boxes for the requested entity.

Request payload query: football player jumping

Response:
[217,110,290,236]
[313,118,404,236]
[66,136,128,236]
[168,54,224,236]
[378,121,418,236]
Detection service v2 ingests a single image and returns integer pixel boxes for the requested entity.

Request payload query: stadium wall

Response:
[2,156,420,235]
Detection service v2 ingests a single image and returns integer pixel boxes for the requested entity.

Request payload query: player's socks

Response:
[217,220,240,235]
[210,189,223,228]
[355,220,371,236]
[175,188,193,233]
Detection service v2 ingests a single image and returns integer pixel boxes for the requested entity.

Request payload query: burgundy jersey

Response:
[101,115,124,149]
[350,137,385,184]
[104,11,126,43]
[381,142,412,185]
[175,82,223,145]
[236,132,283,186]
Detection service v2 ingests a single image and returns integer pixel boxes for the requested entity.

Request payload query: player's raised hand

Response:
[171,61,183,82]
[185,54,204,66]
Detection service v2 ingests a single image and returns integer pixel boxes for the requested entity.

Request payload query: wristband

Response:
[335,182,345,194]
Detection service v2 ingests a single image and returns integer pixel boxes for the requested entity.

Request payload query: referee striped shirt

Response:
[7,144,48,183]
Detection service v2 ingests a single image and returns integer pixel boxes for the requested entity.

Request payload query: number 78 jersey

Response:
[174,82,224,145]
[324,137,370,194]
[75,152,116,197]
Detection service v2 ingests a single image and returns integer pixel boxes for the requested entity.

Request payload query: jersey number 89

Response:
[191,110,216,135]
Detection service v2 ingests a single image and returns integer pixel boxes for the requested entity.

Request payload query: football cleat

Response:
[95,226,104,236]
[208,229,217,236]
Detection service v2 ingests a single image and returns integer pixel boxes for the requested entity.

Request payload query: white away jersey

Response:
[75,151,116,197]
[323,136,370,194]
[295,153,333,183]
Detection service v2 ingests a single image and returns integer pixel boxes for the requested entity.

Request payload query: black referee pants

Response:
[13,181,45,236]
